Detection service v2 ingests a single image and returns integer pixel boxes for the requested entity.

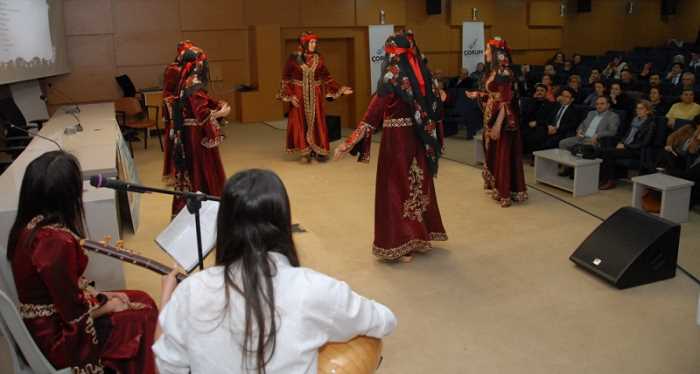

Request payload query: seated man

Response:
[530,87,580,153]
[521,84,556,155]
[559,96,620,152]
[666,89,700,130]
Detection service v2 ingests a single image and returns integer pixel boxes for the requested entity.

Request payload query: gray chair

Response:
[0,251,71,374]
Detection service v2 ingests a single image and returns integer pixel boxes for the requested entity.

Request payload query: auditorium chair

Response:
[114,97,163,152]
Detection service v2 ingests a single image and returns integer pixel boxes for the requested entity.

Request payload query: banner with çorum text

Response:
[368,24,394,94]
[461,22,485,73]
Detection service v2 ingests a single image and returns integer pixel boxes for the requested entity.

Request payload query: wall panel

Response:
[63,0,113,35]
[179,0,244,30]
[356,0,406,26]
[301,0,356,27]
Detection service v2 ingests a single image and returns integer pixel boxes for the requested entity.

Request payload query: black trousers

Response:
[522,126,562,154]
[599,147,640,182]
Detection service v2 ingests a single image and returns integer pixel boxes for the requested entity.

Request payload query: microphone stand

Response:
[106,181,218,272]
[6,122,62,150]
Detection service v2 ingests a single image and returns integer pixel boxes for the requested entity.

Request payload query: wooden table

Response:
[534,149,602,197]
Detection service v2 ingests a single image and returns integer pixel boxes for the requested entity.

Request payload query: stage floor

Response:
[118,122,700,373]
[4,122,693,373]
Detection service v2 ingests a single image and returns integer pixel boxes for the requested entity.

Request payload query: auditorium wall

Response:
[50,0,699,125]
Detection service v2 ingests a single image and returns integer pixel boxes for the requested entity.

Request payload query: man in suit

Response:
[448,68,475,90]
[526,87,580,154]
[559,95,620,151]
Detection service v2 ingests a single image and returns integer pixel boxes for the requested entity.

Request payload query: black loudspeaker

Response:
[569,207,680,289]
[577,0,592,12]
[426,0,441,15]
[661,0,678,15]
[325,115,341,142]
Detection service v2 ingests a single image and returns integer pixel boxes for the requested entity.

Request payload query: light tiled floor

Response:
[2,122,699,373]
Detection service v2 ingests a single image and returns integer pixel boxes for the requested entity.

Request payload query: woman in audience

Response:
[648,87,670,116]
[583,81,607,107]
[154,169,397,373]
[598,101,656,190]
[609,81,633,114]
[567,74,583,104]
[541,74,556,102]
[470,62,486,87]
[7,151,159,374]
[548,51,565,71]
[571,54,583,74]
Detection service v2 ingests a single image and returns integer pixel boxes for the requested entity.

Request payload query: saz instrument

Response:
[81,238,383,373]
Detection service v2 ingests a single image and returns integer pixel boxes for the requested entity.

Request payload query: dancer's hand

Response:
[103,291,130,305]
[333,145,349,161]
[342,87,354,96]
[291,96,300,107]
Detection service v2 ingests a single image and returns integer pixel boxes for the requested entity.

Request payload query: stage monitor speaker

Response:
[570,207,680,289]
[661,0,678,15]
[577,0,592,13]
[326,115,341,142]
[426,0,441,15]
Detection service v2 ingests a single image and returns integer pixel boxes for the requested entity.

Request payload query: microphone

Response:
[6,122,62,150]
[89,175,151,193]
[47,83,80,113]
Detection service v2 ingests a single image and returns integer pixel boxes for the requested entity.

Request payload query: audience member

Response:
[448,68,475,89]
[470,62,486,86]
[587,68,602,86]
[598,100,656,189]
[659,114,700,207]
[603,56,628,79]
[609,81,633,116]
[537,87,580,151]
[666,89,700,130]
[648,87,670,116]
[689,51,700,70]
[567,74,584,104]
[521,84,556,155]
[620,69,641,91]
[638,62,654,82]
[665,62,684,87]
[583,81,607,107]
[549,51,565,71]
[559,96,620,152]
[541,74,556,102]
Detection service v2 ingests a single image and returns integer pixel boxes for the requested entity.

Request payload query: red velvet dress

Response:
[342,94,447,259]
[161,63,181,182]
[278,53,348,156]
[10,220,158,374]
[170,90,226,214]
[481,69,528,205]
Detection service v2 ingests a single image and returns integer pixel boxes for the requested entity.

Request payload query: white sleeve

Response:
[303,273,397,343]
[152,280,192,374]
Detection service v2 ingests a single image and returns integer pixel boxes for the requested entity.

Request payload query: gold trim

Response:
[72,362,105,374]
[383,117,413,128]
[402,158,430,222]
[19,303,56,319]
[372,233,448,260]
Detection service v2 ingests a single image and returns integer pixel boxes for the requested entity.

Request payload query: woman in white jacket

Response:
[153,169,397,374]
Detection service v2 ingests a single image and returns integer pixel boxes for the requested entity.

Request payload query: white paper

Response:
[155,199,218,272]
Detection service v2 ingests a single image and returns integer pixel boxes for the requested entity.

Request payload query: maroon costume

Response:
[338,31,447,260]
[480,38,527,207]
[161,40,193,183]
[168,44,227,215]
[11,216,158,374]
[278,32,351,158]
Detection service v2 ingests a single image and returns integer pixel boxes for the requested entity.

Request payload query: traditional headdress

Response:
[298,32,319,52]
[378,30,443,176]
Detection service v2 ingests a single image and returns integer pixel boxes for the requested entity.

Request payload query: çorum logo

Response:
[463,37,483,56]
[370,47,386,63]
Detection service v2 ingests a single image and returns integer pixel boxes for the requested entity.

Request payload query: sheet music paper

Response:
[155,199,219,272]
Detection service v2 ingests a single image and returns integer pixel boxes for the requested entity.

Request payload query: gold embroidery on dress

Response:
[72,362,105,374]
[402,158,430,222]
[19,303,56,319]
[301,55,319,146]
[383,118,413,128]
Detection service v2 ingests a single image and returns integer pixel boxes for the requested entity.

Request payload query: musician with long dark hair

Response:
[7,150,158,374]
[154,169,396,373]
